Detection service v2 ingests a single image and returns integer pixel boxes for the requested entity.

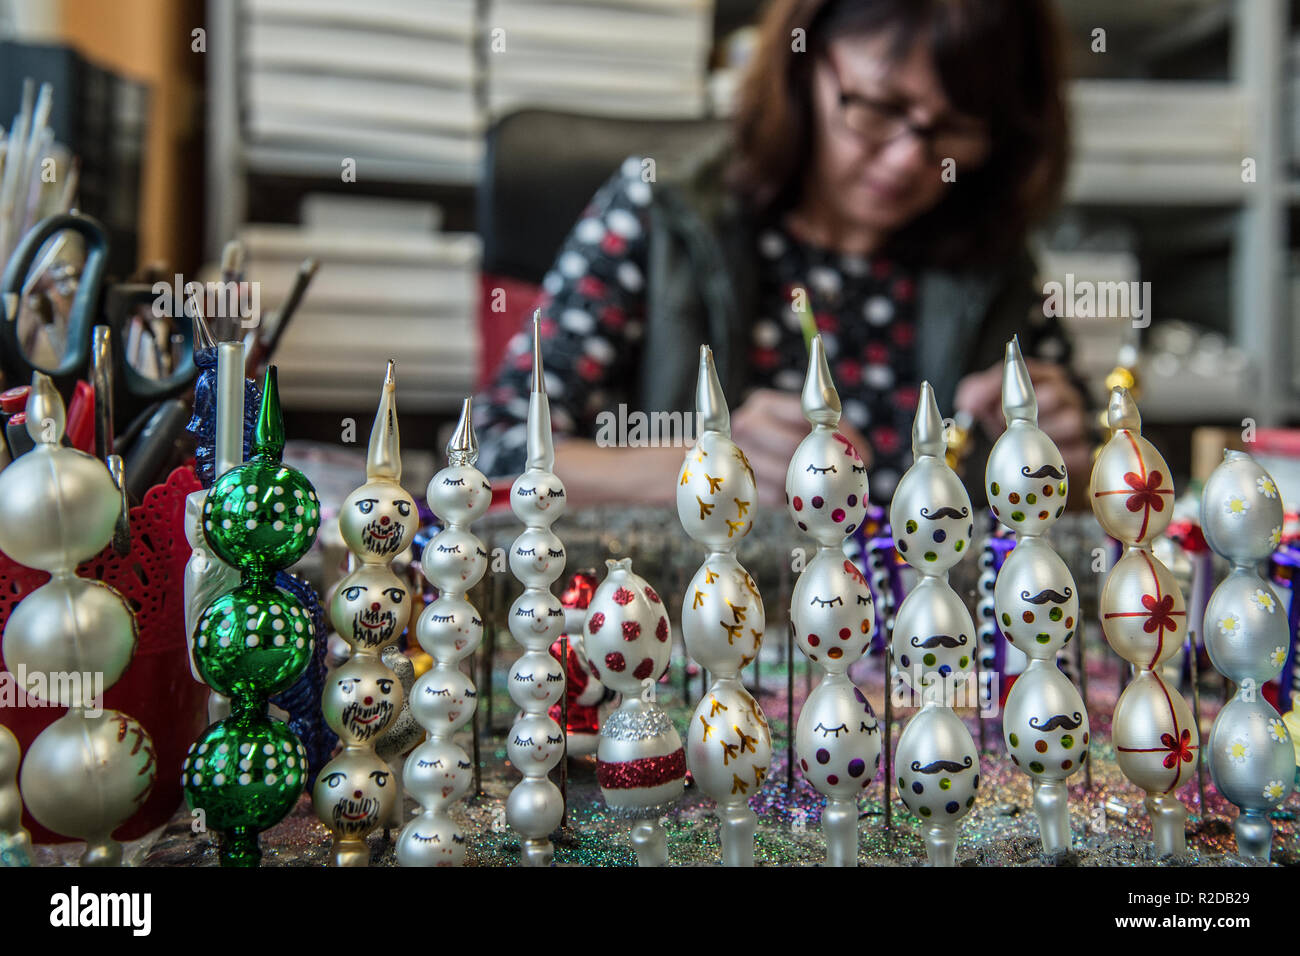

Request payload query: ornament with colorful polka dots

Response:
[677,345,772,867]
[986,339,1089,854]
[185,366,319,866]
[888,381,980,865]
[400,393,490,867]
[1201,450,1293,860]
[786,337,880,865]
[1089,387,1196,859]
[584,558,684,865]
[502,315,569,867]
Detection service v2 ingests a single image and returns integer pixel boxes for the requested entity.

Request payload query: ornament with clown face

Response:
[329,565,411,651]
[427,464,492,527]
[509,652,567,711]
[785,428,869,545]
[323,658,403,745]
[313,753,394,837]
[339,483,415,560]
[410,666,477,734]
[415,595,484,664]
[420,527,489,593]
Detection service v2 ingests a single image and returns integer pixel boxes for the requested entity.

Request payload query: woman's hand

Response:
[954,358,1092,482]
[730,388,873,507]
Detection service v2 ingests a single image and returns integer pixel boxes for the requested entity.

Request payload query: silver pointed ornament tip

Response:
[365,362,401,481]
[1001,336,1038,425]
[801,334,841,427]
[26,371,66,444]
[695,345,731,435]
[1106,386,1141,434]
[912,381,946,460]
[447,396,479,467]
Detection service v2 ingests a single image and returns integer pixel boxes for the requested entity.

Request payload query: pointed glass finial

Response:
[1002,336,1038,425]
[366,360,401,481]
[531,309,544,395]
[447,397,478,467]
[26,371,65,444]
[191,306,216,356]
[696,345,730,435]
[1106,386,1141,435]
[525,311,554,471]
[252,365,285,462]
[801,334,841,428]
[912,381,946,460]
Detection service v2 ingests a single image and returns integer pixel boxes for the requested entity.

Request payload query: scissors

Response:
[0,211,197,424]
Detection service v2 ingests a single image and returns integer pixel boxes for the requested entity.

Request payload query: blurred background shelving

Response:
[4,0,1300,464]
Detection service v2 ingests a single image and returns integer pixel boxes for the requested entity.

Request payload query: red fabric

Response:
[477,273,544,391]
[0,466,209,844]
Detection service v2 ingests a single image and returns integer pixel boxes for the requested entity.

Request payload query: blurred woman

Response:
[475,0,1088,507]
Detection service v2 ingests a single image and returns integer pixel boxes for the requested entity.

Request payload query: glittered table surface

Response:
[40,508,1300,867]
[128,643,1297,867]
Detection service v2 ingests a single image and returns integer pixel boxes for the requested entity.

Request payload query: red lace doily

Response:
[0,465,210,843]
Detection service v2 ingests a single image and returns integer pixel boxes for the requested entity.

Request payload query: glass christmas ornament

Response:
[986,338,1089,856]
[785,336,880,866]
[889,381,980,866]
[0,726,30,865]
[398,392,491,867]
[503,314,568,866]
[0,373,156,866]
[183,366,321,866]
[314,363,414,865]
[1090,386,1196,859]
[677,345,772,867]
[1201,450,1293,860]
[584,558,684,866]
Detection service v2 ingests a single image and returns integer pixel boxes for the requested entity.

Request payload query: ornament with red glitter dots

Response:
[584,558,683,866]
[786,336,881,866]
[676,345,772,867]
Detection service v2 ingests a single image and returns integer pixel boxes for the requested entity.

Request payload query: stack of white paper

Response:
[236,196,482,412]
[241,0,483,177]
[486,0,714,119]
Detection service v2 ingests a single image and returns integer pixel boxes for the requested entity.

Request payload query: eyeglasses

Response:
[828,63,990,164]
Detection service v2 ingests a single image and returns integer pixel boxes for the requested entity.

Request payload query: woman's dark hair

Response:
[730,0,1069,267]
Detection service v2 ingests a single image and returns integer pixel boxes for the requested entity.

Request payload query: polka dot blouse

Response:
[475,155,1069,503]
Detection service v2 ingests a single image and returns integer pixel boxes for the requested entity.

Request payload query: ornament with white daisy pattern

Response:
[1201,449,1293,861]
